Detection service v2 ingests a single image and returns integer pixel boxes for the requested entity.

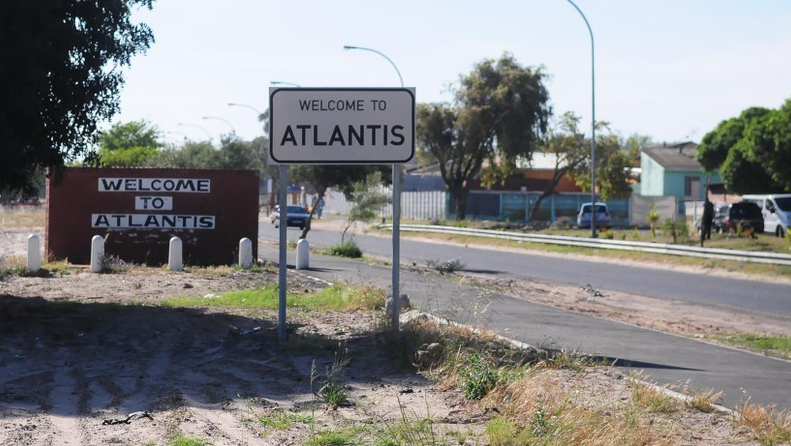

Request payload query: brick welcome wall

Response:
[47,168,259,265]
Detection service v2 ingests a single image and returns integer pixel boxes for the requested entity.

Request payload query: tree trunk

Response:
[528,190,553,225]
[299,189,325,240]
[455,188,470,221]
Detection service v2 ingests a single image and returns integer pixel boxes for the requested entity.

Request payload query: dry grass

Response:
[737,399,791,445]
[0,206,45,228]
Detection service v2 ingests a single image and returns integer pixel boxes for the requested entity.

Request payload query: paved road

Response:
[259,242,791,412]
[259,219,791,318]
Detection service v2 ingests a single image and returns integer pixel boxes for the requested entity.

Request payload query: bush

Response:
[328,241,362,258]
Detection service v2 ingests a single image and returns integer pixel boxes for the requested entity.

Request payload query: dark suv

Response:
[713,202,764,234]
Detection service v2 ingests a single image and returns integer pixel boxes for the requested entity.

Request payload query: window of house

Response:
[684,176,700,198]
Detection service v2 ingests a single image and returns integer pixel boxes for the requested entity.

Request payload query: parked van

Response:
[741,194,791,237]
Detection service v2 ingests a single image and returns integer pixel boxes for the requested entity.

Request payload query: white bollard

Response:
[168,236,183,272]
[239,238,253,269]
[90,235,104,273]
[27,234,41,273]
[296,239,309,270]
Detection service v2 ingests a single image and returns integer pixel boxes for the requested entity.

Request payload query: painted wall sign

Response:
[269,87,415,164]
[47,168,259,265]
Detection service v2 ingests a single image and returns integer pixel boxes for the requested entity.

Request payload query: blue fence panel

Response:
[502,194,528,222]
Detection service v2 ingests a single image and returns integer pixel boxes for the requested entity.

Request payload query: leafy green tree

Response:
[97,120,162,166]
[528,112,590,219]
[150,141,220,168]
[341,172,391,243]
[569,124,634,201]
[416,54,551,220]
[696,101,791,193]
[696,107,770,172]
[743,100,791,191]
[0,1,155,194]
[289,165,391,239]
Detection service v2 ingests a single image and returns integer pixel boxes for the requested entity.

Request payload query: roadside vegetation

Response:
[161,283,791,445]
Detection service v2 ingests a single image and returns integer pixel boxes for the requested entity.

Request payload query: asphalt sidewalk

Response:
[259,244,791,412]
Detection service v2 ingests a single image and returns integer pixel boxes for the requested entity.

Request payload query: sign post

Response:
[269,87,415,338]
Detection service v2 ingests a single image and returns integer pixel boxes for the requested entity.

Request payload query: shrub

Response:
[328,241,362,258]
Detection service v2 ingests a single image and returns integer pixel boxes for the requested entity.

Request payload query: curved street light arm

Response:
[343,45,404,88]
[227,102,262,115]
[177,122,212,141]
[270,81,301,88]
[202,116,236,133]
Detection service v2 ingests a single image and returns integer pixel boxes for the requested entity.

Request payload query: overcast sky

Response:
[114,0,791,146]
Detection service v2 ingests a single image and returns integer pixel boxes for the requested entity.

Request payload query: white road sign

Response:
[269,88,415,164]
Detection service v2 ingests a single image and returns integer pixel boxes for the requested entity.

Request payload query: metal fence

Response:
[321,188,678,228]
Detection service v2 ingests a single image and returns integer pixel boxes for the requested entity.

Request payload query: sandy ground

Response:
[0,224,784,445]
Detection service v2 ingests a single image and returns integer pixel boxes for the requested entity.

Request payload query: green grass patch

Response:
[714,333,791,359]
[163,283,384,312]
[327,240,363,258]
[251,409,314,430]
[167,436,211,446]
[306,429,360,446]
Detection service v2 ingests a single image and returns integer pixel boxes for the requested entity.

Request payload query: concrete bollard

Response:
[296,239,309,270]
[168,236,183,272]
[27,234,41,273]
[90,235,104,273]
[239,237,253,269]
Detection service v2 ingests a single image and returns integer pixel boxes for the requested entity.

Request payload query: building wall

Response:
[640,152,665,196]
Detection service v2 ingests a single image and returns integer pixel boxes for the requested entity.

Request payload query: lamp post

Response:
[227,102,262,115]
[202,116,236,134]
[270,81,301,88]
[343,45,404,88]
[177,122,212,141]
[564,0,597,238]
[344,44,404,331]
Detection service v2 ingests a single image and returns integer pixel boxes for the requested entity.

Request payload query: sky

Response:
[114,0,791,146]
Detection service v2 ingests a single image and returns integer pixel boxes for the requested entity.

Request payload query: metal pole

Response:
[564,0,597,238]
[344,44,405,332]
[278,164,288,341]
[391,166,400,331]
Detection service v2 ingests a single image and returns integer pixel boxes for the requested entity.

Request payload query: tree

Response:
[527,112,590,220]
[289,165,391,239]
[0,1,155,194]
[696,101,791,193]
[569,124,635,201]
[416,54,551,220]
[696,107,770,172]
[97,120,162,167]
[341,172,391,243]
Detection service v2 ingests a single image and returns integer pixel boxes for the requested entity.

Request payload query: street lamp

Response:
[202,116,236,134]
[177,122,212,141]
[343,44,404,331]
[227,102,262,115]
[343,45,404,88]
[270,81,301,87]
[564,0,597,238]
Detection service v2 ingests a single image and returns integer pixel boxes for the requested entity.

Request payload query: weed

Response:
[327,240,363,258]
[376,395,445,446]
[306,429,359,446]
[630,382,679,414]
[100,254,130,274]
[167,435,211,446]
[317,345,351,408]
[252,408,314,431]
[684,389,723,413]
[425,257,465,274]
[737,398,791,445]
[459,353,498,400]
